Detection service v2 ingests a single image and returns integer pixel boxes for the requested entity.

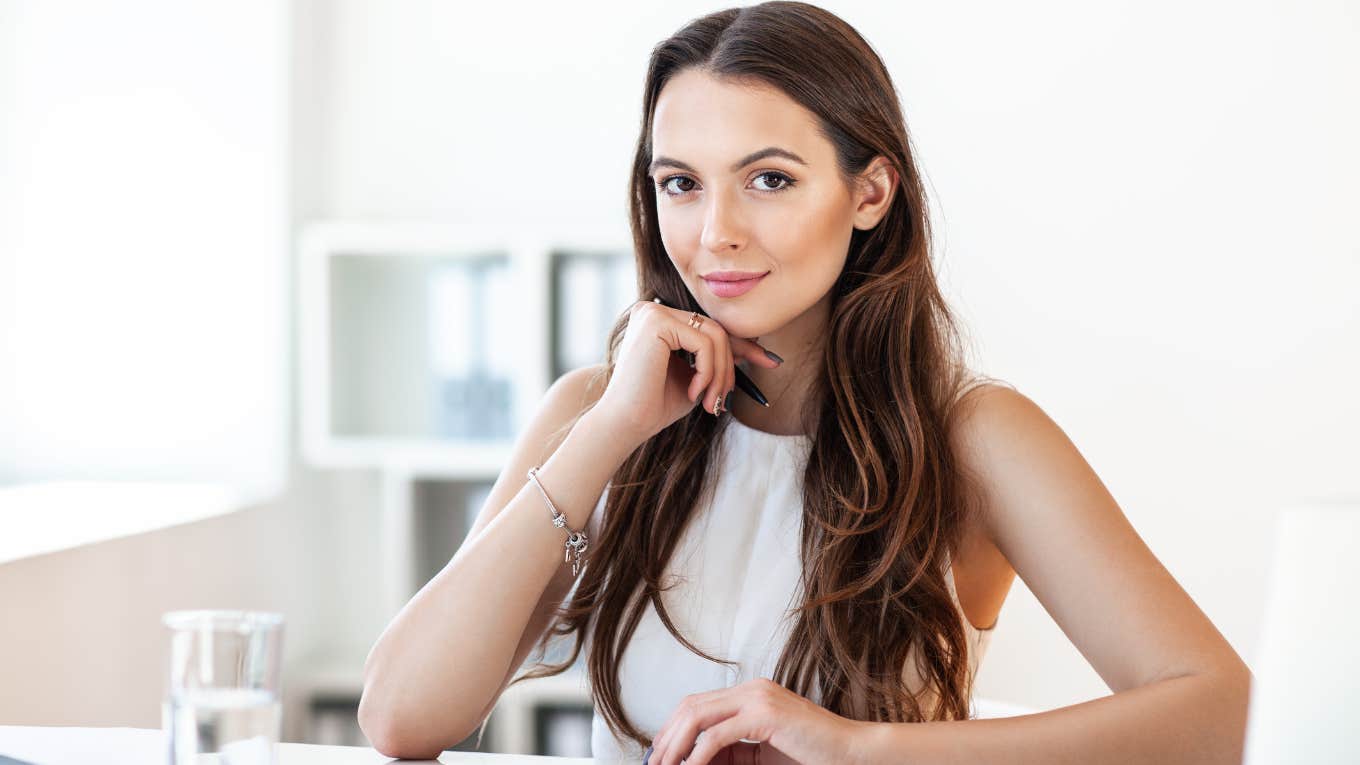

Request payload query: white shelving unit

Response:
[295,221,635,755]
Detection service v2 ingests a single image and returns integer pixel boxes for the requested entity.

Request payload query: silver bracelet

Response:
[526,465,590,576]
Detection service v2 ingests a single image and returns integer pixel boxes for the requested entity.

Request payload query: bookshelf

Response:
[295,221,633,755]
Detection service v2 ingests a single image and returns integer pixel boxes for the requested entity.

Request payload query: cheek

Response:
[658,216,696,272]
[761,198,853,280]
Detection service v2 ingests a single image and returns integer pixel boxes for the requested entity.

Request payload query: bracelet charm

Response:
[527,465,591,576]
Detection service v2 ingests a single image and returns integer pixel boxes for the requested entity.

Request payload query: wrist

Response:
[846,719,891,765]
[576,406,646,461]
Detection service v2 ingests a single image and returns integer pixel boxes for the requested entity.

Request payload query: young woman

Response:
[358,3,1253,763]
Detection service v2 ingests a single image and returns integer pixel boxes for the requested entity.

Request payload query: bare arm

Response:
[357,365,630,758]
[853,386,1252,764]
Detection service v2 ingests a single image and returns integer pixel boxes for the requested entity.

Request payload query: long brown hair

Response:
[485,0,1003,751]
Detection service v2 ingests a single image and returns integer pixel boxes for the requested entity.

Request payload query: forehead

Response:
[651,68,827,165]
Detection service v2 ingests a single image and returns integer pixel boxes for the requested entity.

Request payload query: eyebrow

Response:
[648,146,808,177]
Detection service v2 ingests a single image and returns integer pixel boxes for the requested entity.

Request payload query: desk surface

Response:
[0,726,596,764]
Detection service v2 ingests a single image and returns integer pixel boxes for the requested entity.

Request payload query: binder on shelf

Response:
[551,249,638,380]
[298,222,551,476]
[429,257,515,440]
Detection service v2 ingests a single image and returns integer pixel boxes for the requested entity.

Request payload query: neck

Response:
[728,291,831,436]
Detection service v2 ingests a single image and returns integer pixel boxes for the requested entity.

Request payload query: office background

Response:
[1,0,1356,755]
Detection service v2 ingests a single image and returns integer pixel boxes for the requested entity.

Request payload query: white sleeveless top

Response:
[585,415,997,763]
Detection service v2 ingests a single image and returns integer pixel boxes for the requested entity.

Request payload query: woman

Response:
[358,3,1253,763]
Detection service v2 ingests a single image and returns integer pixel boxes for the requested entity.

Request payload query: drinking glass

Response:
[161,610,285,764]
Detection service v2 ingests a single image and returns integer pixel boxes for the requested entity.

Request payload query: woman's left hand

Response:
[645,678,866,765]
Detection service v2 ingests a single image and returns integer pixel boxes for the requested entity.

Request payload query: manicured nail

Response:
[643,744,653,764]
[764,348,784,364]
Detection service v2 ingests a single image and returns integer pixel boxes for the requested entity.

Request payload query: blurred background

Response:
[0,0,1356,757]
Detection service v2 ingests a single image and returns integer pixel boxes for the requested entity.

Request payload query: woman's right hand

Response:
[591,298,782,448]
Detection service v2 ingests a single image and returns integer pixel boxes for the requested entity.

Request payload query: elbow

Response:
[358,685,464,760]
[370,737,445,761]
[355,690,407,757]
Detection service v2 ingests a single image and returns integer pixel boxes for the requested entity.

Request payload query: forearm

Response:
[359,410,632,752]
[853,668,1252,765]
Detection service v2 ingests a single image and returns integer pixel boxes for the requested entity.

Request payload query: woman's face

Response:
[649,68,889,340]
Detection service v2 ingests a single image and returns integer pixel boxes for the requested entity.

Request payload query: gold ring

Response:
[688,312,704,330]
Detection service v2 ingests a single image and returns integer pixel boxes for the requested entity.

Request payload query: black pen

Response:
[732,359,770,407]
[651,297,770,408]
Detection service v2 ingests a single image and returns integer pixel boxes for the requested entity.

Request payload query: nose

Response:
[699,189,747,253]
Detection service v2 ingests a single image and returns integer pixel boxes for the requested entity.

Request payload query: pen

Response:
[651,297,770,408]
[732,358,771,408]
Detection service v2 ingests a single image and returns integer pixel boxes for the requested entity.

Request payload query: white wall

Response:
[0,1,288,504]
[292,0,1359,711]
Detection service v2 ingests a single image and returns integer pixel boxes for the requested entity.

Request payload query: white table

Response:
[0,726,596,764]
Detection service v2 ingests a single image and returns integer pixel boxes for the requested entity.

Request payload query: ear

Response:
[851,156,898,231]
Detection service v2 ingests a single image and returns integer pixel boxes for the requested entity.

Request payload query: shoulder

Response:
[545,363,609,412]
[947,380,1070,496]
[948,379,1040,458]
[946,378,1097,541]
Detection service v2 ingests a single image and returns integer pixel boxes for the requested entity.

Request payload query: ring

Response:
[688,312,704,330]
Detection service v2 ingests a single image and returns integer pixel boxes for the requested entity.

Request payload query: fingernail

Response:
[643,744,653,763]
[764,349,784,364]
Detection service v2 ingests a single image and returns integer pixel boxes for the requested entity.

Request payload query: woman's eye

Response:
[752,171,795,192]
[657,175,697,196]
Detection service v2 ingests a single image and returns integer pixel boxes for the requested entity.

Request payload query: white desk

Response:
[1,700,1036,763]
[0,726,596,764]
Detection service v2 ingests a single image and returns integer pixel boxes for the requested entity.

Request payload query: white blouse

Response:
[585,415,996,763]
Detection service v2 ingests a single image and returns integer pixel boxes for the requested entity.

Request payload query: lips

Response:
[701,270,768,282]
[701,271,768,298]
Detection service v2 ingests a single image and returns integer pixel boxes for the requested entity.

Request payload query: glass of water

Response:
[162,610,285,764]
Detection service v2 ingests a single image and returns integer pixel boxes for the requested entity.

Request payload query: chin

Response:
[699,302,781,340]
